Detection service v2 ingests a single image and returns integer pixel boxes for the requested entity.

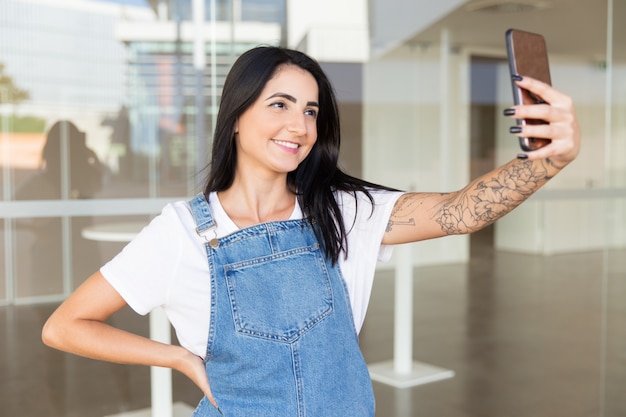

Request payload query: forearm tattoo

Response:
[387,158,559,235]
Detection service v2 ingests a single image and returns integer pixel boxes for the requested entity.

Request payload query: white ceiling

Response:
[144,0,624,62]
[400,0,624,61]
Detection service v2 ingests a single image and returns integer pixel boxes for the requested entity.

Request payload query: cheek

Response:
[308,121,318,142]
[300,138,317,162]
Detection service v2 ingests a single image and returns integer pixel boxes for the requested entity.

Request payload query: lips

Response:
[273,139,300,152]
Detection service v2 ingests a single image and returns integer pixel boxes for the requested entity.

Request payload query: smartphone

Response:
[505,29,552,152]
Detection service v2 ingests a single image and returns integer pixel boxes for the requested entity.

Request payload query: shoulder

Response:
[122,200,203,256]
[164,200,195,223]
[142,201,192,234]
[334,189,405,235]
[100,199,208,314]
[335,189,405,215]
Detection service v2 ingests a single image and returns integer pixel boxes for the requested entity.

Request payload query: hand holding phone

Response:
[506,29,552,152]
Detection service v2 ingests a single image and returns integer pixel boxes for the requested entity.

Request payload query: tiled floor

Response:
[1,228,625,417]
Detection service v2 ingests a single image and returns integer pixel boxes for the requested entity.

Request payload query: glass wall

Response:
[605,0,626,414]
[0,0,624,416]
[1,0,135,304]
[0,0,283,305]
[0,1,282,414]
[361,0,625,416]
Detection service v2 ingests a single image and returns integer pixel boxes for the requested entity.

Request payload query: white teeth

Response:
[274,140,299,149]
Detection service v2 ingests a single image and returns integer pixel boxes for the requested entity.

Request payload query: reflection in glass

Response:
[14,121,103,297]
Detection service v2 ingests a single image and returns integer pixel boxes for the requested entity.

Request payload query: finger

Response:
[513,123,562,141]
[508,102,575,131]
[514,75,570,105]
[197,378,218,408]
[196,369,218,408]
[518,139,570,161]
[206,391,219,409]
[518,146,551,161]
[185,354,219,408]
[515,128,578,161]
[510,103,561,124]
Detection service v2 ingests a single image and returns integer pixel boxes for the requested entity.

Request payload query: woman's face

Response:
[234,64,319,179]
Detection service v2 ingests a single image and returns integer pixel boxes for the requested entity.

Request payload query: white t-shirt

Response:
[101,189,404,358]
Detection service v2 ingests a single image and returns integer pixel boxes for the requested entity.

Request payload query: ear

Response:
[234,119,239,134]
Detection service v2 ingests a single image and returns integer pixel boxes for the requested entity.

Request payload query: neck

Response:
[217,174,296,227]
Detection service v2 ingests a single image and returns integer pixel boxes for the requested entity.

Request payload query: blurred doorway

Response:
[469,56,504,256]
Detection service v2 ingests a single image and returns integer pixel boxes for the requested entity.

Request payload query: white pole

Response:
[209,0,217,134]
[439,28,451,190]
[150,308,172,417]
[393,243,413,374]
[193,0,207,184]
[369,242,455,387]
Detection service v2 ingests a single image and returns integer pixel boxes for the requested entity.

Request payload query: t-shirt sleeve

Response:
[337,189,404,333]
[374,191,403,261]
[100,204,183,316]
[342,189,404,262]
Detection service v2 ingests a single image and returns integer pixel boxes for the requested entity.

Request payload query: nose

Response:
[286,113,307,136]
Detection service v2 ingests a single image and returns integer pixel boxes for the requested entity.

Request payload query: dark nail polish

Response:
[509,126,522,134]
[517,153,529,160]
[512,74,523,81]
[503,108,516,116]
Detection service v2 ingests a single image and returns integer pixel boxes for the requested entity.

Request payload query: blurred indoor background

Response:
[0,0,624,416]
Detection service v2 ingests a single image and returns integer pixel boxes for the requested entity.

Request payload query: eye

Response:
[305,108,318,119]
[270,101,286,109]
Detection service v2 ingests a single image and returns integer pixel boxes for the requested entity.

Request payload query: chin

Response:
[272,159,304,174]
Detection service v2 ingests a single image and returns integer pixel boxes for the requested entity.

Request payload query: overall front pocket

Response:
[224,246,334,343]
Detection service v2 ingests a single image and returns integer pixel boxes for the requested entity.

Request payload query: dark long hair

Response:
[204,46,395,264]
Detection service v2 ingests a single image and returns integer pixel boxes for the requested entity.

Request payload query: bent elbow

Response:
[41,316,63,349]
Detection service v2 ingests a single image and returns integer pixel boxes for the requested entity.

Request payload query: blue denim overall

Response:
[189,193,375,416]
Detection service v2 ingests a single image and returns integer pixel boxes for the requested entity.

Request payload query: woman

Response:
[42,46,580,416]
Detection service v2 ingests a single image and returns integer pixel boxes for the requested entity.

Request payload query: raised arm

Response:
[383,75,580,245]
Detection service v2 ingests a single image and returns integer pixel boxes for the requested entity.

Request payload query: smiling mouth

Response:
[273,139,299,150]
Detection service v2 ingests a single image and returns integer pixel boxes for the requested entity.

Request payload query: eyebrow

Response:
[265,92,319,108]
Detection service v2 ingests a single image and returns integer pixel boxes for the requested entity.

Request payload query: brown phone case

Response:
[506,29,552,151]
